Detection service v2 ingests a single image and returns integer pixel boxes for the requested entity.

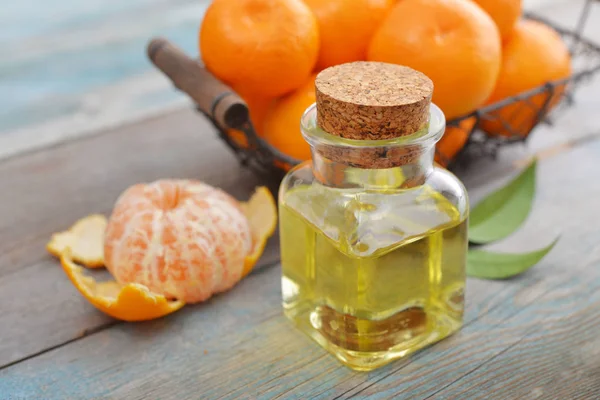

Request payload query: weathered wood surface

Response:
[2,14,600,394]
[0,110,280,369]
[0,95,600,399]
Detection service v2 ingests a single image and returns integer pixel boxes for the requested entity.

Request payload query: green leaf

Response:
[467,237,558,279]
[469,159,537,244]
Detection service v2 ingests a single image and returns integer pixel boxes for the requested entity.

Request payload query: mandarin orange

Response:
[368,0,501,119]
[472,0,522,40]
[227,85,274,148]
[200,0,319,97]
[435,117,475,167]
[482,19,571,137]
[230,84,274,135]
[262,74,317,161]
[104,180,276,304]
[303,0,393,70]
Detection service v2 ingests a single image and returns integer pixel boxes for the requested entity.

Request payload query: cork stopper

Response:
[312,62,434,170]
[315,62,433,140]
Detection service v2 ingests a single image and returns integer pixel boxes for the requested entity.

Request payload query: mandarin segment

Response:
[47,214,107,268]
[61,250,184,322]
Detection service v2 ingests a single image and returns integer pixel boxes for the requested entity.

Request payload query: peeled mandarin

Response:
[104,180,276,303]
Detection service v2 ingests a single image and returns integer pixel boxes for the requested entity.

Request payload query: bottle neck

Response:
[300,103,446,190]
[311,145,435,189]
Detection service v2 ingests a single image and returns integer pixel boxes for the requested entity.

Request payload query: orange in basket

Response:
[472,0,522,40]
[435,117,476,167]
[368,0,502,120]
[262,74,317,162]
[230,84,273,135]
[303,0,393,70]
[481,19,572,138]
[200,0,319,97]
[103,181,277,304]
[227,84,274,148]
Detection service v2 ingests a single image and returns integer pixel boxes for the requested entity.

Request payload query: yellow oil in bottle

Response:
[280,183,467,371]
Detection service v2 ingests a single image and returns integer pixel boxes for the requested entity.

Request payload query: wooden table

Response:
[1,79,600,398]
[2,3,600,395]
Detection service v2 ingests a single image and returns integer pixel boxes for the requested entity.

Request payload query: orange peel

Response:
[47,214,107,268]
[61,249,185,321]
[240,187,278,278]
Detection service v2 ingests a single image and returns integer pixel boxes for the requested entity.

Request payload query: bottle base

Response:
[284,304,462,371]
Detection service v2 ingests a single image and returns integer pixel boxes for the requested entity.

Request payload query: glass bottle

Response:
[279,62,469,371]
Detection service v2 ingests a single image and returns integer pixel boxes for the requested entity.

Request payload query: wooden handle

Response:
[147,37,249,130]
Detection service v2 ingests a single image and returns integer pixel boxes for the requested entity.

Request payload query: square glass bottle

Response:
[279,62,469,371]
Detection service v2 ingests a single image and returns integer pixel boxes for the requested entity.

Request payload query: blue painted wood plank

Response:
[0,1,598,398]
[0,0,212,161]
[1,0,209,133]
[0,109,280,369]
[432,278,600,399]
[1,133,599,400]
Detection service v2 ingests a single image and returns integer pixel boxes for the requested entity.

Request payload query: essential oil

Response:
[279,62,469,370]
[280,183,467,370]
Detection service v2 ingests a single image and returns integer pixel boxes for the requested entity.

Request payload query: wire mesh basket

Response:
[444,1,600,168]
[148,0,600,178]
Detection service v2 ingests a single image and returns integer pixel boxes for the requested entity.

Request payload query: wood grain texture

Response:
[0,108,280,368]
[339,142,600,400]
[431,266,600,400]
[1,132,599,399]
[0,2,597,398]
[0,260,518,400]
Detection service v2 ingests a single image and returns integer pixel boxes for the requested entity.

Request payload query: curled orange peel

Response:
[47,214,107,268]
[240,187,278,278]
[60,249,185,322]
